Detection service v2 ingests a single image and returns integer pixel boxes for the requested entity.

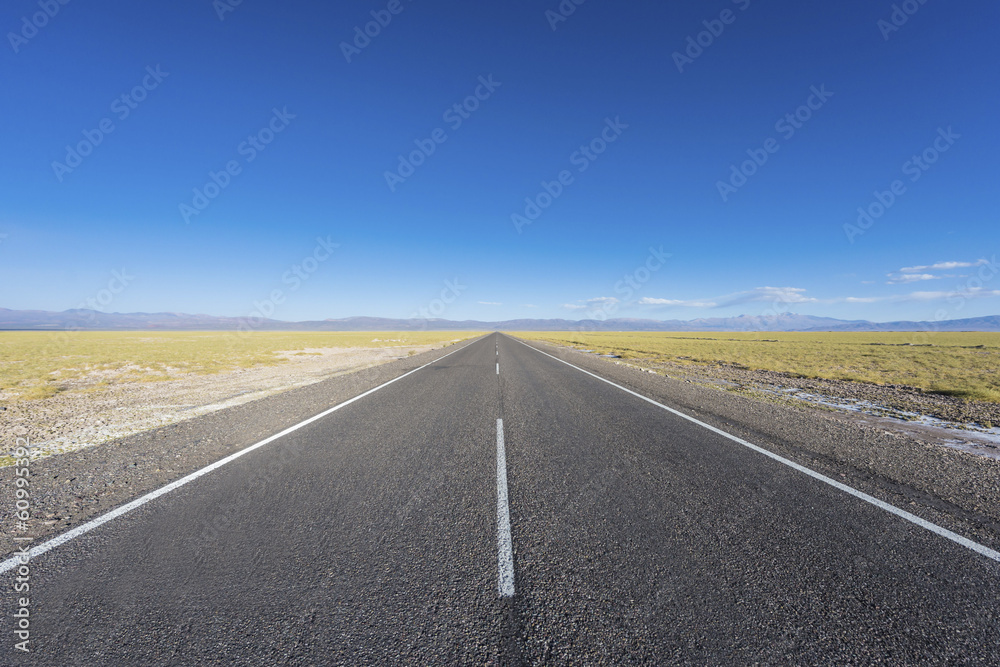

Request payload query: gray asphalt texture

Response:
[3,333,999,665]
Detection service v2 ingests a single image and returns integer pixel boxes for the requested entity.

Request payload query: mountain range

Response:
[1,308,998,332]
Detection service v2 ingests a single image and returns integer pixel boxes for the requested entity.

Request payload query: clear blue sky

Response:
[2,0,997,323]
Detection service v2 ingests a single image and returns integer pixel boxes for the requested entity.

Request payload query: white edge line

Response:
[0,337,481,575]
[513,337,1000,564]
[496,418,515,597]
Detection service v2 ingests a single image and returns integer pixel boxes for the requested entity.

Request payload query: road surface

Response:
[3,333,999,664]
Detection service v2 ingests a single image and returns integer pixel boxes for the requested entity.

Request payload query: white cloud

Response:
[885,273,938,284]
[906,289,1000,301]
[836,296,891,303]
[638,284,1000,308]
[638,297,684,306]
[623,279,1000,314]
[639,297,718,307]
[639,287,815,310]
[899,259,988,272]
[833,289,1000,304]
[715,286,817,307]
[477,301,501,306]
[562,296,619,311]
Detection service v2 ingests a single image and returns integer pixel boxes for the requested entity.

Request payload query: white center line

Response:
[496,362,499,374]
[514,337,1000,565]
[496,418,515,597]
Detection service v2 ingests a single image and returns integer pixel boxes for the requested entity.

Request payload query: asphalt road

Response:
[3,333,999,665]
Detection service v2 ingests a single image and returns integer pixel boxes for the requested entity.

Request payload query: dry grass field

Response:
[514,331,1000,403]
[0,331,479,401]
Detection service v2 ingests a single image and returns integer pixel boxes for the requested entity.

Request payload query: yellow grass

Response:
[512,331,1000,403]
[0,331,479,401]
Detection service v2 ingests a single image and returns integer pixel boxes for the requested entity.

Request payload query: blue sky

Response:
[2,0,997,324]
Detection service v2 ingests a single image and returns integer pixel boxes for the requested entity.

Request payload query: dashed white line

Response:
[496,418,515,596]
[496,362,500,374]
[0,338,480,576]
[514,337,1000,565]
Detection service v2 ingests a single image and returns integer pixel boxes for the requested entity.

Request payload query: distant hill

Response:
[804,315,1000,332]
[1,308,998,332]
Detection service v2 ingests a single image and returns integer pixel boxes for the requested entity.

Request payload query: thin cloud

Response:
[715,286,817,307]
[906,289,1000,301]
[640,287,815,310]
[839,296,888,303]
[899,259,988,272]
[885,273,938,284]
[477,301,502,305]
[832,289,1000,304]
[639,284,1000,310]
[638,297,685,306]
[639,297,718,308]
[562,296,619,311]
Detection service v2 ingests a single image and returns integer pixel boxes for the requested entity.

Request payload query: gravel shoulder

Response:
[606,352,1000,460]
[0,337,484,558]
[627,351,1000,426]
[514,337,1000,553]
